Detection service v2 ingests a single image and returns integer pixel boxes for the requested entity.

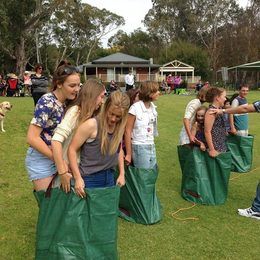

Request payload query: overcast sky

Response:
[82,0,249,47]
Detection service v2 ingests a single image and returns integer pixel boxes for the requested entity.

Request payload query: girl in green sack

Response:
[68,91,130,198]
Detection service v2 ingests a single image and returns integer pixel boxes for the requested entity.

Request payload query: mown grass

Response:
[1,91,260,260]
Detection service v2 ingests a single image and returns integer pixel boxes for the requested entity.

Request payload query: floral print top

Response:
[209,105,227,152]
[30,93,65,146]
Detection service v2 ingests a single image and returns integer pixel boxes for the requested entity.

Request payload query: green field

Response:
[1,91,260,260]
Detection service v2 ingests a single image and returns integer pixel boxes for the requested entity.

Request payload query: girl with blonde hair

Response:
[68,91,130,198]
[52,78,106,192]
[191,106,207,151]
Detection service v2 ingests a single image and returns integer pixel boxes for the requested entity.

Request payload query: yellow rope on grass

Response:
[171,203,199,221]
[230,166,260,181]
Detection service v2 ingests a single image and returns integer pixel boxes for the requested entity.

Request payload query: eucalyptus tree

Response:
[192,0,241,78]
[0,0,59,75]
[76,3,125,63]
[0,0,124,74]
[45,1,125,66]
[108,29,152,60]
[144,0,241,79]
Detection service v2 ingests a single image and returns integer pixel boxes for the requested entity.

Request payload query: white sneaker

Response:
[238,207,260,220]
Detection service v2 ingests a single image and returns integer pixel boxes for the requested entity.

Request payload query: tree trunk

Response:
[76,51,80,66]
[86,38,99,63]
[15,36,28,77]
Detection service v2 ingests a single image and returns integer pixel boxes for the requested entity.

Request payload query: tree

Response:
[166,40,210,79]
[0,0,59,75]
[44,1,125,66]
[144,0,241,80]
[192,0,241,79]
[108,29,152,59]
[0,0,124,75]
[76,3,125,63]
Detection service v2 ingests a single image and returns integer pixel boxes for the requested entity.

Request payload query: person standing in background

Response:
[23,71,32,96]
[125,70,134,91]
[31,64,49,106]
[173,75,182,94]
[196,80,204,92]
[229,84,249,136]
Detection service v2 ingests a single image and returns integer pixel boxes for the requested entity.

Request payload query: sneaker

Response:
[238,207,260,220]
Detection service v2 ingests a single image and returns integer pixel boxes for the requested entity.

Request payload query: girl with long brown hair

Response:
[25,65,81,191]
[51,79,106,192]
[204,87,227,157]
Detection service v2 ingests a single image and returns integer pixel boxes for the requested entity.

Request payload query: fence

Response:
[86,74,200,84]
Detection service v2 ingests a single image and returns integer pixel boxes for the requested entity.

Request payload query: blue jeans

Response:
[251,182,260,212]
[132,144,157,169]
[82,169,115,188]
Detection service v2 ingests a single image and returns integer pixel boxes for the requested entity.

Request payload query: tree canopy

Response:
[0,0,260,82]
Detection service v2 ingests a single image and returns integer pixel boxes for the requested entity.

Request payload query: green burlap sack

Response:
[118,166,162,225]
[178,145,231,205]
[34,186,120,260]
[227,134,254,173]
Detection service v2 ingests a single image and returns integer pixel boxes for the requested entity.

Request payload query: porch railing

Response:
[86,74,200,84]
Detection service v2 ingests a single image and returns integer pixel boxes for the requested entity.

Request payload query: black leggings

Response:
[32,92,45,106]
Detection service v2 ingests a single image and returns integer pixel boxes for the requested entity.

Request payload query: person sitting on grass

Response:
[160,80,171,94]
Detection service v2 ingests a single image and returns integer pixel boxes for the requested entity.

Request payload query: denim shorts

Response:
[25,147,57,181]
[132,144,157,169]
[82,168,115,188]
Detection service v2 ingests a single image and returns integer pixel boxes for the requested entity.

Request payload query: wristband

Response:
[59,171,67,176]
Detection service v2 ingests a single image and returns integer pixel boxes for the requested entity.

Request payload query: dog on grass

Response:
[0,101,12,132]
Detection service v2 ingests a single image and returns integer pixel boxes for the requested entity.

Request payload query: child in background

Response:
[23,71,32,96]
[191,106,207,151]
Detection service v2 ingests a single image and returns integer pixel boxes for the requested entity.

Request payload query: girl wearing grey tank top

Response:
[68,91,130,198]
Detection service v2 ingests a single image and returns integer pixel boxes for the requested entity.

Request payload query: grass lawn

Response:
[0,91,260,259]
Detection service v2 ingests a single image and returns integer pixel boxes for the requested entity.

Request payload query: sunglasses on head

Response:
[61,66,79,76]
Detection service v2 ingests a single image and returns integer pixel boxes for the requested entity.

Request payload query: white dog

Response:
[0,101,12,132]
